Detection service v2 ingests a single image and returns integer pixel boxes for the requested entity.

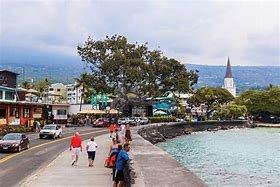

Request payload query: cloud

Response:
[0,0,279,66]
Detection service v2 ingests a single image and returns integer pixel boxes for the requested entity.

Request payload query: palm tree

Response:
[75,73,91,111]
[21,81,31,89]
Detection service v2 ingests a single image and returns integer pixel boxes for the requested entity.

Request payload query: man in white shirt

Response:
[86,137,98,167]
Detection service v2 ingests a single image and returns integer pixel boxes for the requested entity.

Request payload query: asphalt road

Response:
[0,126,100,160]
[0,127,108,187]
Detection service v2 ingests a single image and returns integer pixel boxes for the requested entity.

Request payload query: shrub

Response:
[0,125,32,136]
[148,116,176,123]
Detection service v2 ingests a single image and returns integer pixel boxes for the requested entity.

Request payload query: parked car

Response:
[94,118,110,127]
[118,117,129,125]
[39,124,62,139]
[140,117,149,124]
[0,133,29,152]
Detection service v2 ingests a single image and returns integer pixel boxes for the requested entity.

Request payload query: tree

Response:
[33,79,50,93]
[189,87,235,118]
[21,81,32,89]
[77,35,198,103]
[213,104,247,120]
[235,87,280,117]
[75,73,92,111]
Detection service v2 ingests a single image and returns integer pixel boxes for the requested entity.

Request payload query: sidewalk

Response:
[21,134,113,187]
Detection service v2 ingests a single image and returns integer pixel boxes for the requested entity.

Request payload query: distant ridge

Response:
[0,62,279,93]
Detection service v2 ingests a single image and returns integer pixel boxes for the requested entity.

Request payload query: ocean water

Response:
[157,128,280,187]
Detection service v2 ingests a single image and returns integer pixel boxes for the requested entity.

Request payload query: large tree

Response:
[235,87,280,116]
[77,35,198,102]
[188,87,235,118]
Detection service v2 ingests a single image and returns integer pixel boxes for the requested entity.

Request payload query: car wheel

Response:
[26,143,30,149]
[18,145,22,152]
[53,135,56,140]
[39,135,43,139]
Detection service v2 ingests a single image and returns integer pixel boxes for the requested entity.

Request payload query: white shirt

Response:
[120,124,126,133]
[87,141,97,152]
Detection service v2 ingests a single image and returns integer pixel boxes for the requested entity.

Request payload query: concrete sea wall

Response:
[129,121,248,187]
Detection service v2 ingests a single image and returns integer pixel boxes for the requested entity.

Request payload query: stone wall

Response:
[138,120,249,144]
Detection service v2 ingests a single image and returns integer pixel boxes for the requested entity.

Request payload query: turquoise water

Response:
[157,128,280,187]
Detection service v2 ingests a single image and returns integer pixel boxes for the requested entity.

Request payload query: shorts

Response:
[114,170,124,182]
[87,151,96,160]
[72,147,81,155]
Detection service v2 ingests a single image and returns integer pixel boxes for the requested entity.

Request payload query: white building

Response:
[66,83,84,104]
[223,57,236,97]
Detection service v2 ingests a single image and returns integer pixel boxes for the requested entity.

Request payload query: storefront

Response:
[0,101,45,126]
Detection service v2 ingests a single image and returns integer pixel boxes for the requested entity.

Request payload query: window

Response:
[5,91,15,100]
[49,88,54,91]
[0,90,3,99]
[67,88,72,91]
[57,89,61,92]
[23,108,30,118]
[57,109,66,115]
[10,107,19,117]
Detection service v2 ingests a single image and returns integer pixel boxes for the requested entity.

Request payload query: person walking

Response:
[86,137,98,167]
[120,124,126,142]
[113,143,131,187]
[125,123,132,142]
[70,132,82,166]
[109,123,117,138]
[108,138,122,180]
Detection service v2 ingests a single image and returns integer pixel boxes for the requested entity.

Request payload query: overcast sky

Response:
[0,0,279,66]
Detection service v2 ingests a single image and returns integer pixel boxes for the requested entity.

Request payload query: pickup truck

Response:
[39,124,62,139]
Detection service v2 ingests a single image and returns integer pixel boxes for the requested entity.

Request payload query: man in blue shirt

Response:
[113,143,130,187]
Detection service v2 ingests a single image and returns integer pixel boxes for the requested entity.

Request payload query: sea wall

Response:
[128,121,248,187]
[138,120,249,144]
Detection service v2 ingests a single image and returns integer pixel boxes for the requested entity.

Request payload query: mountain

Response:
[0,63,279,93]
[186,64,280,93]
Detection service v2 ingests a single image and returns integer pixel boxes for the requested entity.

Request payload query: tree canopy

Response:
[77,35,198,100]
[234,87,280,116]
[189,87,235,108]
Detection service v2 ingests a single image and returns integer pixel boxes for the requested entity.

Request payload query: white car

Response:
[140,117,149,124]
[39,124,62,139]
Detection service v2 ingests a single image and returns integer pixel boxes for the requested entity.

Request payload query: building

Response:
[48,83,67,103]
[0,70,70,125]
[0,70,19,88]
[223,57,236,97]
[0,70,46,126]
[66,83,84,104]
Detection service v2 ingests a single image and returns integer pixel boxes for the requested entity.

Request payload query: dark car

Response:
[0,133,30,152]
[94,118,110,127]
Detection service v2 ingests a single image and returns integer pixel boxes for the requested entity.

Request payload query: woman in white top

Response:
[86,137,98,167]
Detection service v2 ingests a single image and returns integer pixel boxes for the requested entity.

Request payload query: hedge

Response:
[148,116,176,123]
[0,125,33,136]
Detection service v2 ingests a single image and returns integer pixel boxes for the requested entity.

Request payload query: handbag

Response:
[104,157,110,168]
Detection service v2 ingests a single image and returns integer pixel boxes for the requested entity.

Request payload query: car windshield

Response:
[43,125,56,130]
[2,133,21,140]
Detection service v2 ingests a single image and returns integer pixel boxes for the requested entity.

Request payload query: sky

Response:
[0,0,279,66]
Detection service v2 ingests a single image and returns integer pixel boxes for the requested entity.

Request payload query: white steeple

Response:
[223,57,236,97]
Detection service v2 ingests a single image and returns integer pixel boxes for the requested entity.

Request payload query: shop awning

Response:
[78,109,106,114]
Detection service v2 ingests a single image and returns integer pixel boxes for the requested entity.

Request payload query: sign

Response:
[33,114,42,118]
[0,119,6,125]
[9,118,20,125]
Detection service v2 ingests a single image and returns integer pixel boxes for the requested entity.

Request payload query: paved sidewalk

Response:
[21,134,113,187]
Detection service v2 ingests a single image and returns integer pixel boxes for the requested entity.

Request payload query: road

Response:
[0,127,108,187]
[0,126,98,160]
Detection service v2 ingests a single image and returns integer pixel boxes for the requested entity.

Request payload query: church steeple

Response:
[224,57,233,78]
[223,57,236,97]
